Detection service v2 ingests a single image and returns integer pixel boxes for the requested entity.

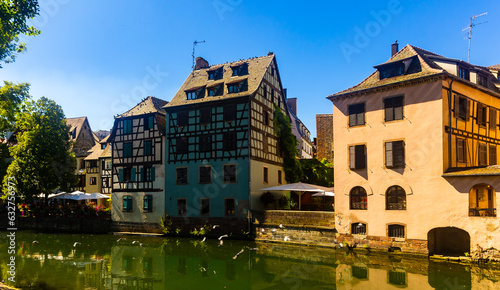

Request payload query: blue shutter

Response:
[139,167,143,182]
[131,168,136,182]
[151,166,155,181]
[149,116,154,129]
[118,169,123,182]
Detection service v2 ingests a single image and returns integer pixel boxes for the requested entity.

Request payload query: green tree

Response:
[2,97,76,203]
[0,81,31,136]
[273,104,302,183]
[0,0,40,66]
[299,158,334,187]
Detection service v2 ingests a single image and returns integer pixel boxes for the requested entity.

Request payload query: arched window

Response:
[469,184,496,217]
[351,222,367,235]
[386,186,406,210]
[350,186,367,210]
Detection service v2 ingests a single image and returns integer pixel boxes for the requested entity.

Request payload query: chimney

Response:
[391,41,399,57]
[194,57,209,70]
[287,98,297,115]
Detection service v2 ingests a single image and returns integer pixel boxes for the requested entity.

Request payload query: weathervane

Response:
[462,12,487,63]
[192,40,206,68]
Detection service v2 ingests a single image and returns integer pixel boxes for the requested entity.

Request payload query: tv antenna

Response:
[192,40,206,68]
[462,12,487,63]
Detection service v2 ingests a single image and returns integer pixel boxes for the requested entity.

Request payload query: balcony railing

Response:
[469,208,497,217]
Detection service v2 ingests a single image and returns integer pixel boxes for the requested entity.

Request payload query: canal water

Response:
[1,231,500,289]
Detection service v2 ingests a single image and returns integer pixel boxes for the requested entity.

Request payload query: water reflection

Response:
[1,232,500,289]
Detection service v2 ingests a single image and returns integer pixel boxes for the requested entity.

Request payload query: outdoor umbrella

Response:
[261,182,334,210]
[311,191,335,197]
[89,193,110,199]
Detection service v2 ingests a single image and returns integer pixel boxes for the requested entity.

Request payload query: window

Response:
[478,73,488,87]
[143,195,153,212]
[384,96,403,122]
[455,95,469,120]
[89,177,96,185]
[186,87,205,100]
[79,159,85,170]
[263,135,268,153]
[351,222,367,235]
[385,141,405,168]
[271,89,275,103]
[200,108,211,124]
[469,184,496,217]
[121,167,134,182]
[144,116,154,130]
[101,160,106,170]
[477,103,488,127]
[143,257,153,276]
[349,144,366,170]
[143,166,154,182]
[263,167,269,184]
[207,84,223,96]
[223,164,237,183]
[208,67,223,80]
[199,135,212,152]
[177,199,187,216]
[386,186,406,210]
[388,224,405,238]
[227,79,248,94]
[379,63,404,79]
[459,66,470,81]
[225,198,235,216]
[177,111,188,127]
[457,138,466,163]
[263,85,267,99]
[490,108,497,129]
[224,104,237,121]
[123,196,132,212]
[176,137,188,153]
[264,110,270,126]
[88,160,98,168]
[199,166,212,184]
[144,140,152,156]
[101,143,106,149]
[176,168,188,185]
[348,103,365,127]
[223,132,237,151]
[278,170,283,185]
[490,145,497,165]
[123,119,132,134]
[479,143,487,166]
[123,142,132,158]
[350,186,367,210]
[231,63,248,76]
[200,198,210,216]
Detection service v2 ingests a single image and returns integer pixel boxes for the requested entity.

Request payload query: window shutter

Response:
[139,167,143,182]
[151,166,155,181]
[454,95,460,118]
[349,146,355,169]
[394,106,403,120]
[490,108,497,129]
[394,141,405,167]
[457,139,465,163]
[356,111,365,125]
[385,142,393,167]
[477,103,484,125]
[118,169,123,182]
[465,99,470,121]
[489,145,497,165]
[131,168,136,182]
[355,145,366,169]
[349,114,356,127]
[149,116,154,129]
[385,107,393,122]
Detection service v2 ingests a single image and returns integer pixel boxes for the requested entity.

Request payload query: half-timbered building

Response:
[99,135,112,195]
[163,53,288,231]
[108,96,168,229]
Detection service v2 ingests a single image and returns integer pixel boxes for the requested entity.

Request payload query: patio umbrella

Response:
[89,193,110,199]
[261,182,334,210]
[311,191,335,197]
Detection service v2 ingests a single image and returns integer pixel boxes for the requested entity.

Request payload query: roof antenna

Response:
[462,12,487,63]
[192,40,206,69]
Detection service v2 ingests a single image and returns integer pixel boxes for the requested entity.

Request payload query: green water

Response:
[1,231,500,289]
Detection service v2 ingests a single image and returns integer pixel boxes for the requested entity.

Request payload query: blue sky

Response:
[1,0,499,137]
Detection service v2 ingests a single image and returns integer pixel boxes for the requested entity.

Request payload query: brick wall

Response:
[316,114,333,163]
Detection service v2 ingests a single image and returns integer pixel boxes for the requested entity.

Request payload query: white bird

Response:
[117,238,125,242]
[233,249,245,259]
[271,229,277,233]
[261,229,265,233]
[284,236,290,242]
[73,242,81,247]
[201,237,206,243]
[32,240,39,244]
[246,247,258,251]
[218,234,228,240]
[132,241,140,244]
[139,243,144,247]
[212,225,219,229]
[279,224,284,229]
[219,239,224,246]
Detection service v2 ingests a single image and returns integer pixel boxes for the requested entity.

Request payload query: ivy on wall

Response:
[273,104,302,183]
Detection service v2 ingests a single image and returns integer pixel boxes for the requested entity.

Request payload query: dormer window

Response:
[207,84,223,96]
[458,66,470,81]
[227,79,248,94]
[207,68,223,81]
[379,63,404,79]
[232,63,248,76]
[477,73,488,87]
[375,56,418,80]
[186,87,205,100]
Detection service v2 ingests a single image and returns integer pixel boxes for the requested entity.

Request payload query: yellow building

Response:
[328,43,500,256]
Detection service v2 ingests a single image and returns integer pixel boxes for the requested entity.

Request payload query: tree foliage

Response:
[0,0,40,66]
[0,81,31,136]
[2,97,76,202]
[273,104,302,183]
[298,158,334,187]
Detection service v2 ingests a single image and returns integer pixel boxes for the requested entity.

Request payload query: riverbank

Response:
[0,283,17,290]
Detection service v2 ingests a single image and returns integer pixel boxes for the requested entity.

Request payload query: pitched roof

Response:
[117,96,168,118]
[66,117,88,141]
[442,166,500,177]
[165,54,275,108]
[488,64,500,70]
[328,44,500,99]
[84,142,104,160]
[100,142,111,158]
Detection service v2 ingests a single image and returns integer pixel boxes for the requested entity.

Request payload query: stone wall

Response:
[19,217,111,233]
[112,221,163,234]
[316,114,333,163]
[253,210,335,228]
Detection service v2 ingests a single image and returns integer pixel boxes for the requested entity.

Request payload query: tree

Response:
[0,81,31,136]
[273,104,302,183]
[2,97,76,203]
[0,0,40,66]
[299,158,334,187]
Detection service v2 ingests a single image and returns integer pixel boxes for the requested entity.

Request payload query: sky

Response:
[1,0,499,138]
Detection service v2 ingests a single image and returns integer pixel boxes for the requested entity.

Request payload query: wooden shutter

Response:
[394,141,405,167]
[490,108,497,130]
[139,168,143,182]
[385,142,393,167]
[349,146,355,169]
[489,145,497,165]
[477,103,484,126]
[454,94,460,118]
[131,168,136,182]
[465,99,470,121]
[457,139,465,163]
[151,166,155,181]
[149,116,154,129]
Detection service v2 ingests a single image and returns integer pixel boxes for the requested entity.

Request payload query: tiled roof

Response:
[66,117,87,141]
[165,54,275,108]
[84,142,104,160]
[442,166,500,177]
[100,143,111,158]
[488,64,500,70]
[117,96,168,118]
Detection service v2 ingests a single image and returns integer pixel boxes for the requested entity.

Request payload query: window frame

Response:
[199,166,212,184]
[231,63,248,76]
[144,140,152,156]
[223,164,237,183]
[123,142,133,158]
[177,198,187,216]
[479,143,488,166]
[224,198,236,216]
[351,222,367,235]
[383,95,404,122]
[278,170,283,185]
[386,186,407,210]
[388,224,405,238]
[123,119,133,134]
[176,167,188,185]
[199,135,212,152]
[489,144,497,165]
[457,138,467,164]
[176,137,188,154]
[348,103,365,127]
[200,108,212,124]
[263,166,269,184]
[385,140,405,168]
[350,186,368,210]
[223,132,237,151]
[349,144,367,170]
[143,195,153,213]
